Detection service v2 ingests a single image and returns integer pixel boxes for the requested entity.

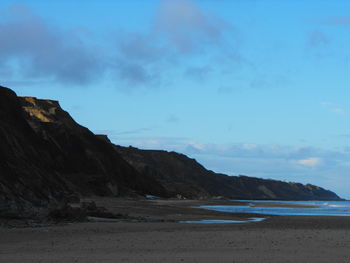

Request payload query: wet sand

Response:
[1,198,350,263]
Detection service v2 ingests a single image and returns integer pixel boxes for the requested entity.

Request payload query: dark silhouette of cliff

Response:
[114,146,341,201]
[0,86,341,219]
[0,86,165,219]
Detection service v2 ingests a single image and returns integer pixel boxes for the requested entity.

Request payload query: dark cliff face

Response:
[0,87,68,218]
[0,85,341,219]
[0,86,166,218]
[18,95,166,197]
[114,146,341,201]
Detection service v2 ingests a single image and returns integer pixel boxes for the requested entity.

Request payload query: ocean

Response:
[198,200,350,217]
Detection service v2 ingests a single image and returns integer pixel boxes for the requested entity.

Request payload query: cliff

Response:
[114,146,341,201]
[0,85,341,219]
[0,86,166,219]
[0,87,67,218]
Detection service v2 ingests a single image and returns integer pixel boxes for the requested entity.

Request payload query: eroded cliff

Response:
[114,146,341,201]
[0,85,341,220]
[0,86,166,219]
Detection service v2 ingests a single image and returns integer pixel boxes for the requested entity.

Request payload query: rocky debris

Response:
[48,204,87,222]
[81,201,127,219]
[48,201,131,223]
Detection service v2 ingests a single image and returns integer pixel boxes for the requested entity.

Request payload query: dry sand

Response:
[1,198,350,263]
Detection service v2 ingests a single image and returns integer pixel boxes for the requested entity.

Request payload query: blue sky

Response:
[1,0,350,198]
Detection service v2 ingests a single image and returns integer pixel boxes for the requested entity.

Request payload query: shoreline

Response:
[81,197,349,222]
[1,198,348,228]
[1,198,350,262]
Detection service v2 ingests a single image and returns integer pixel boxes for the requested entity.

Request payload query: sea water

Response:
[199,200,350,217]
[179,217,265,224]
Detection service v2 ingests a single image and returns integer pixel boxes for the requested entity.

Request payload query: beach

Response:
[1,198,350,263]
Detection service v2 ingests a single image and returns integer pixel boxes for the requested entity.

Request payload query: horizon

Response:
[1,0,349,199]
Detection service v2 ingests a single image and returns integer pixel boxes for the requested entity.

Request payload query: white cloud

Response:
[332,108,346,114]
[320,101,333,106]
[294,157,322,168]
[242,143,257,150]
[320,102,346,115]
[187,141,206,151]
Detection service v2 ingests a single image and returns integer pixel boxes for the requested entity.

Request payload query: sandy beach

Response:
[1,198,350,263]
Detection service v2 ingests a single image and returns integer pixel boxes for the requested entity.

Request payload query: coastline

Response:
[1,198,350,263]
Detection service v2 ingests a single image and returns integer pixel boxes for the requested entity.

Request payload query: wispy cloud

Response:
[114,137,348,166]
[217,86,234,94]
[0,2,241,89]
[0,5,103,85]
[322,16,350,26]
[166,114,180,123]
[307,31,331,47]
[294,157,322,168]
[94,127,155,136]
[115,136,188,150]
[320,101,346,115]
[114,0,237,86]
[184,65,213,81]
[320,101,333,106]
[117,62,157,86]
[154,0,229,53]
[331,108,346,114]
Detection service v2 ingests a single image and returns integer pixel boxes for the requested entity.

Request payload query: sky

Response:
[1,0,349,199]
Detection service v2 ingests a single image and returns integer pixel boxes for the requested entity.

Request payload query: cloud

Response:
[118,32,166,63]
[186,141,207,153]
[94,127,154,136]
[184,65,212,81]
[0,5,102,85]
[182,142,332,162]
[114,136,188,150]
[217,86,234,94]
[116,0,230,67]
[114,136,348,165]
[294,157,322,168]
[114,0,235,86]
[322,17,350,26]
[166,114,180,123]
[307,31,331,47]
[154,0,228,53]
[320,101,346,115]
[117,62,156,85]
[332,108,346,114]
[320,101,333,106]
[0,80,51,87]
[1,2,237,88]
